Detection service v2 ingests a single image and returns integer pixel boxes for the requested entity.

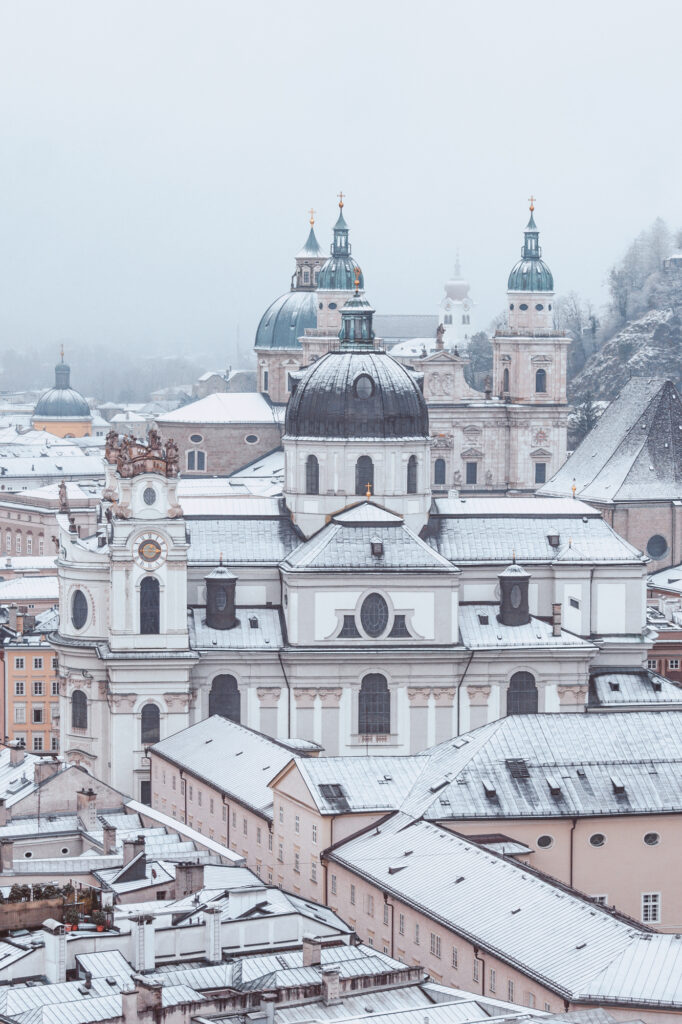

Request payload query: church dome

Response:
[33,358,91,421]
[317,201,364,292]
[445,276,470,301]
[254,289,318,351]
[507,205,554,292]
[285,349,429,439]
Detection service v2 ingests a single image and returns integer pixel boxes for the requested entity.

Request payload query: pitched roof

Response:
[292,755,427,814]
[459,605,595,651]
[589,668,682,708]
[540,378,682,503]
[187,517,300,565]
[157,393,284,425]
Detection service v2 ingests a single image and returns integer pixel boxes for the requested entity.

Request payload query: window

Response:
[263,369,269,392]
[209,797,214,813]
[360,594,389,637]
[279,805,284,824]
[256,827,262,845]
[140,576,160,634]
[71,690,87,730]
[140,703,160,745]
[197,791,202,807]
[209,675,240,723]
[535,368,547,393]
[51,679,59,696]
[489,968,496,992]
[544,1004,551,1013]
[350,884,356,905]
[507,671,538,715]
[465,462,477,485]
[294,852,300,873]
[14,657,24,670]
[528,994,536,1008]
[383,904,389,925]
[232,811,236,826]
[355,455,374,496]
[197,451,206,470]
[39,538,44,555]
[537,834,554,849]
[472,959,479,982]
[268,832,273,851]
[644,832,660,846]
[305,455,319,495]
[430,933,441,958]
[339,615,361,638]
[648,659,658,670]
[669,659,679,670]
[33,735,43,751]
[189,785,193,800]
[15,535,20,554]
[32,706,44,724]
[534,462,547,484]
[399,913,405,935]
[14,704,26,723]
[642,894,661,923]
[407,455,417,494]
[444,314,452,325]
[71,588,89,630]
[415,923,420,945]
[647,534,668,559]
[190,434,203,443]
[278,843,283,862]
[33,680,43,696]
[302,268,310,285]
[331,873,337,895]
[354,374,374,399]
[311,862,317,883]
[312,823,318,843]
[592,894,608,905]
[359,674,390,734]
[245,434,259,444]
[507,981,514,1001]
[503,367,510,393]
[589,832,606,847]
[451,947,458,968]
[295,815,300,834]
[26,536,32,554]
[14,681,25,696]
[367,894,374,916]
[51,736,59,751]
[4,531,9,553]
[434,458,446,486]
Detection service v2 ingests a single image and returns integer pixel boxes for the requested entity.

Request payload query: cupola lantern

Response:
[205,563,238,631]
[498,561,531,626]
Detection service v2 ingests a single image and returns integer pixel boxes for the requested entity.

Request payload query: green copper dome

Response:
[318,202,364,291]
[507,208,554,292]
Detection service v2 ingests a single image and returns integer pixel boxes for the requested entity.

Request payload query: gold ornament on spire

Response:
[365,480,372,499]
[528,194,536,212]
[338,190,345,208]
[354,267,361,291]
[309,208,315,226]
[60,343,65,362]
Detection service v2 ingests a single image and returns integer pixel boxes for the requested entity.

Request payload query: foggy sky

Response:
[0,0,681,373]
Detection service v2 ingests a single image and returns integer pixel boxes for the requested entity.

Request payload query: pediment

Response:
[530,447,553,458]
[461,446,484,458]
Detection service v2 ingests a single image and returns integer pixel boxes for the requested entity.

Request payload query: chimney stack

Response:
[302,935,322,967]
[130,916,156,972]
[322,968,341,1005]
[175,861,205,897]
[102,823,117,855]
[43,920,67,984]
[204,906,222,963]
[261,994,277,1024]
[34,757,60,785]
[0,840,14,872]
[8,740,24,766]
[552,603,562,637]
[76,788,97,832]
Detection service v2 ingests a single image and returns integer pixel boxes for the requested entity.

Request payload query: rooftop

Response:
[157,393,284,425]
[458,605,595,651]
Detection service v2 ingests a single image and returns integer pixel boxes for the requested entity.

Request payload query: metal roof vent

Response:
[609,681,620,691]
[547,534,560,547]
[249,616,259,629]
[370,536,384,557]
[505,758,530,779]
[653,681,662,692]
[478,614,489,625]
[611,775,626,794]
[546,776,561,796]
[483,779,496,798]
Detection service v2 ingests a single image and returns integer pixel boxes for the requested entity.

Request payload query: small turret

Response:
[205,563,238,630]
[498,560,530,626]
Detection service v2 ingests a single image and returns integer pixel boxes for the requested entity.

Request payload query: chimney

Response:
[130,915,156,972]
[121,989,139,1024]
[552,603,562,637]
[261,994,277,1024]
[43,920,67,984]
[8,740,24,766]
[204,565,238,631]
[34,757,60,785]
[175,861,204,897]
[135,978,163,1013]
[302,935,322,967]
[0,800,8,828]
[204,906,222,964]
[0,840,14,872]
[102,823,117,855]
[76,788,97,832]
[497,562,531,627]
[7,605,17,631]
[322,968,341,1006]
[123,836,145,866]
[121,837,147,880]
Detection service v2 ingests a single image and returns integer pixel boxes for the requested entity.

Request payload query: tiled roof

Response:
[187,517,300,565]
[459,605,596,650]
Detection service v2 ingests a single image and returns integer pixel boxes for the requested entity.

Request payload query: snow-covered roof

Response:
[0,575,58,601]
[293,755,427,814]
[589,668,682,708]
[458,605,595,650]
[187,516,300,565]
[189,606,282,650]
[648,562,682,594]
[157,393,284,425]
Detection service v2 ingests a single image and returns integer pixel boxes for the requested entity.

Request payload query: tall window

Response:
[209,675,241,723]
[503,367,510,393]
[263,369,269,392]
[466,462,478,485]
[140,576,160,634]
[305,454,319,495]
[506,671,538,715]
[406,455,417,494]
[535,368,547,393]
[642,893,661,923]
[434,458,446,486]
[140,703,160,745]
[535,462,547,484]
[71,690,87,730]
[187,451,206,471]
[359,673,390,735]
[355,456,374,496]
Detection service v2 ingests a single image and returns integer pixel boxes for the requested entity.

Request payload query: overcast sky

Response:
[0,0,681,369]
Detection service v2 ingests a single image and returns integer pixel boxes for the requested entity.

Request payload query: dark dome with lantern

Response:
[32,356,91,421]
[285,349,429,440]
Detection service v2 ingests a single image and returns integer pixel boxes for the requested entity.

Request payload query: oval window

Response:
[535,303,544,311]
[360,593,389,637]
[509,303,514,310]
[143,486,156,506]
[61,846,69,855]
[519,303,529,311]
[647,535,668,559]
[537,835,553,849]
[190,434,203,444]
[71,590,88,630]
[589,833,606,848]
[318,302,323,310]
[216,586,227,612]
[328,302,337,310]
[510,584,522,609]
[354,375,374,400]
[245,434,259,444]
[644,832,660,846]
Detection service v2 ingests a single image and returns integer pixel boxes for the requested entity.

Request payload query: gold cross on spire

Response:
[60,343,65,362]
[365,480,372,499]
[338,191,345,208]
[309,208,315,226]
[528,194,536,212]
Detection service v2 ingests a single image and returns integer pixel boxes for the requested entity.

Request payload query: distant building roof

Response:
[589,668,682,708]
[0,576,58,602]
[187,516,300,565]
[374,315,439,344]
[157,393,284,425]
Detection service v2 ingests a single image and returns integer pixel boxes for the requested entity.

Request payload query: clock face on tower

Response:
[134,532,168,570]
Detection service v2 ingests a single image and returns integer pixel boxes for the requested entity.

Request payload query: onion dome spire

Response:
[318,193,364,291]
[507,196,554,292]
[296,208,324,260]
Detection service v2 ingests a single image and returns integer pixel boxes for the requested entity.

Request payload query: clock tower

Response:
[53,431,197,800]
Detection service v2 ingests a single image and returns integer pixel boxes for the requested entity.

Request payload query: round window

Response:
[647,534,668,559]
[354,375,375,400]
[535,304,544,311]
[190,434,203,444]
[24,851,32,859]
[143,487,156,506]
[510,584,522,609]
[245,434,259,444]
[215,586,227,612]
[61,846,69,855]
[644,832,660,846]
[589,833,606,848]
[328,302,337,310]
[537,835,554,849]
[360,593,389,637]
[71,590,88,630]
[520,303,529,311]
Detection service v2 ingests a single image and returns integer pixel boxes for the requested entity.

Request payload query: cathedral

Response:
[52,208,649,799]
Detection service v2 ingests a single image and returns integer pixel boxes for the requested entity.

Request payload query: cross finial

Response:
[338,191,345,208]
[365,480,372,499]
[309,208,315,226]
[354,267,361,293]
[59,344,65,363]
[528,194,536,212]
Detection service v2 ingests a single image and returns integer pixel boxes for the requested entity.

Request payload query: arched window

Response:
[140,703,160,745]
[434,458,446,486]
[209,675,241,722]
[359,674,390,735]
[506,672,538,715]
[355,456,374,496]
[305,455,319,495]
[407,455,417,494]
[302,268,310,285]
[197,451,206,471]
[15,534,20,554]
[535,368,547,393]
[140,576,160,635]
[5,530,10,554]
[38,535,44,556]
[71,690,87,730]
[503,367,510,393]
[26,534,32,554]
[187,450,195,471]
